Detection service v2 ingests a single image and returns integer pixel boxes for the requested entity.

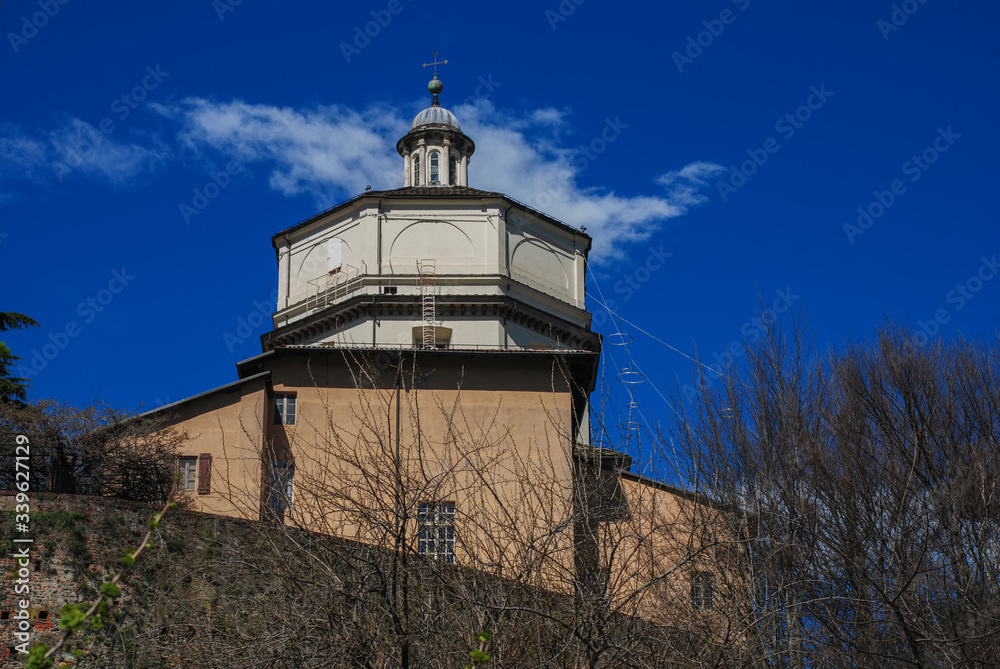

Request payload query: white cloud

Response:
[0,119,167,190]
[166,97,722,262]
[48,120,168,186]
[164,98,407,198]
[656,161,728,207]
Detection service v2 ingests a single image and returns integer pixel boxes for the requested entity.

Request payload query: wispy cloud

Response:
[164,97,722,261]
[160,98,405,198]
[0,119,167,191]
[656,161,728,207]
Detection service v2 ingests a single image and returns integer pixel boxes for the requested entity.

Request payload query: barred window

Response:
[691,571,714,610]
[273,394,296,425]
[417,501,455,564]
[412,154,420,186]
[449,154,457,185]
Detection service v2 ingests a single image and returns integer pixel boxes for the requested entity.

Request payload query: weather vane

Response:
[422,51,448,77]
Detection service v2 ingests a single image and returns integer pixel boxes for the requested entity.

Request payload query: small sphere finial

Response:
[428,76,444,95]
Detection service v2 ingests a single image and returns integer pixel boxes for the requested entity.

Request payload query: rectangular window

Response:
[268,461,294,511]
[273,394,296,425]
[417,501,455,564]
[429,151,439,183]
[691,571,714,610]
[383,286,397,295]
[177,457,197,491]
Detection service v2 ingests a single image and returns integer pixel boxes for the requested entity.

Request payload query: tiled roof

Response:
[364,186,503,197]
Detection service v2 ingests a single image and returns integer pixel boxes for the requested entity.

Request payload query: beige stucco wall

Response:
[594,476,733,622]
[167,375,267,518]
[158,352,583,586]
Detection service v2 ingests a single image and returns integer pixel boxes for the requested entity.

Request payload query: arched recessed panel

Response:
[510,238,569,290]
[294,237,352,284]
[389,221,475,262]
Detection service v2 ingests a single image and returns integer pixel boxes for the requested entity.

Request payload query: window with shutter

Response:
[197,454,212,494]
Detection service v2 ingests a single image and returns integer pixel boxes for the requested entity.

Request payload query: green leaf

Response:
[58,603,87,632]
[99,582,121,598]
[24,643,53,669]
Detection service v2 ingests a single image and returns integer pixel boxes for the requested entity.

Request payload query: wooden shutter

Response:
[197,454,212,494]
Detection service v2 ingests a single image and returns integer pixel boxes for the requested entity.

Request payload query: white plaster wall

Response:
[305,314,569,351]
[275,198,589,345]
[507,210,582,309]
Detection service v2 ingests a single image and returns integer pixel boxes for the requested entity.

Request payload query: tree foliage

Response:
[0,311,40,403]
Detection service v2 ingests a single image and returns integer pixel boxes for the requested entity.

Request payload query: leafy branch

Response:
[462,630,492,669]
[25,481,178,669]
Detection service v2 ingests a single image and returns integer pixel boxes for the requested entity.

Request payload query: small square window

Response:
[274,394,296,425]
[418,501,455,564]
[177,457,197,491]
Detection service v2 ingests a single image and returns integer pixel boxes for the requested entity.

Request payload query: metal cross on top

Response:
[422,51,448,76]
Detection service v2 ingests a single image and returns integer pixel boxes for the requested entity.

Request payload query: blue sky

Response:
[2,0,998,465]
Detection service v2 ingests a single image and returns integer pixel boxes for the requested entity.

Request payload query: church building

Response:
[147,70,718,607]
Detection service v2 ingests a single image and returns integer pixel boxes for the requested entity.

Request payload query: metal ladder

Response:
[417,259,436,349]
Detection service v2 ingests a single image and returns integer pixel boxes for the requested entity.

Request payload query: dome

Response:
[411,106,460,130]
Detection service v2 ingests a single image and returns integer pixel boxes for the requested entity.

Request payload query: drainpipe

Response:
[500,202,514,349]
[377,197,384,274]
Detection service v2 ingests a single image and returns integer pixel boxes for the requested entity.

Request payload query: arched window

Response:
[429,151,440,183]
[449,154,457,186]
[412,154,420,186]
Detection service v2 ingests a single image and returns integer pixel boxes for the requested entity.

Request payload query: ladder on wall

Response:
[417,259,436,349]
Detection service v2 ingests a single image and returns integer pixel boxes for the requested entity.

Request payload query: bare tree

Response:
[672,316,1000,667]
[126,348,731,668]
[0,398,185,502]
